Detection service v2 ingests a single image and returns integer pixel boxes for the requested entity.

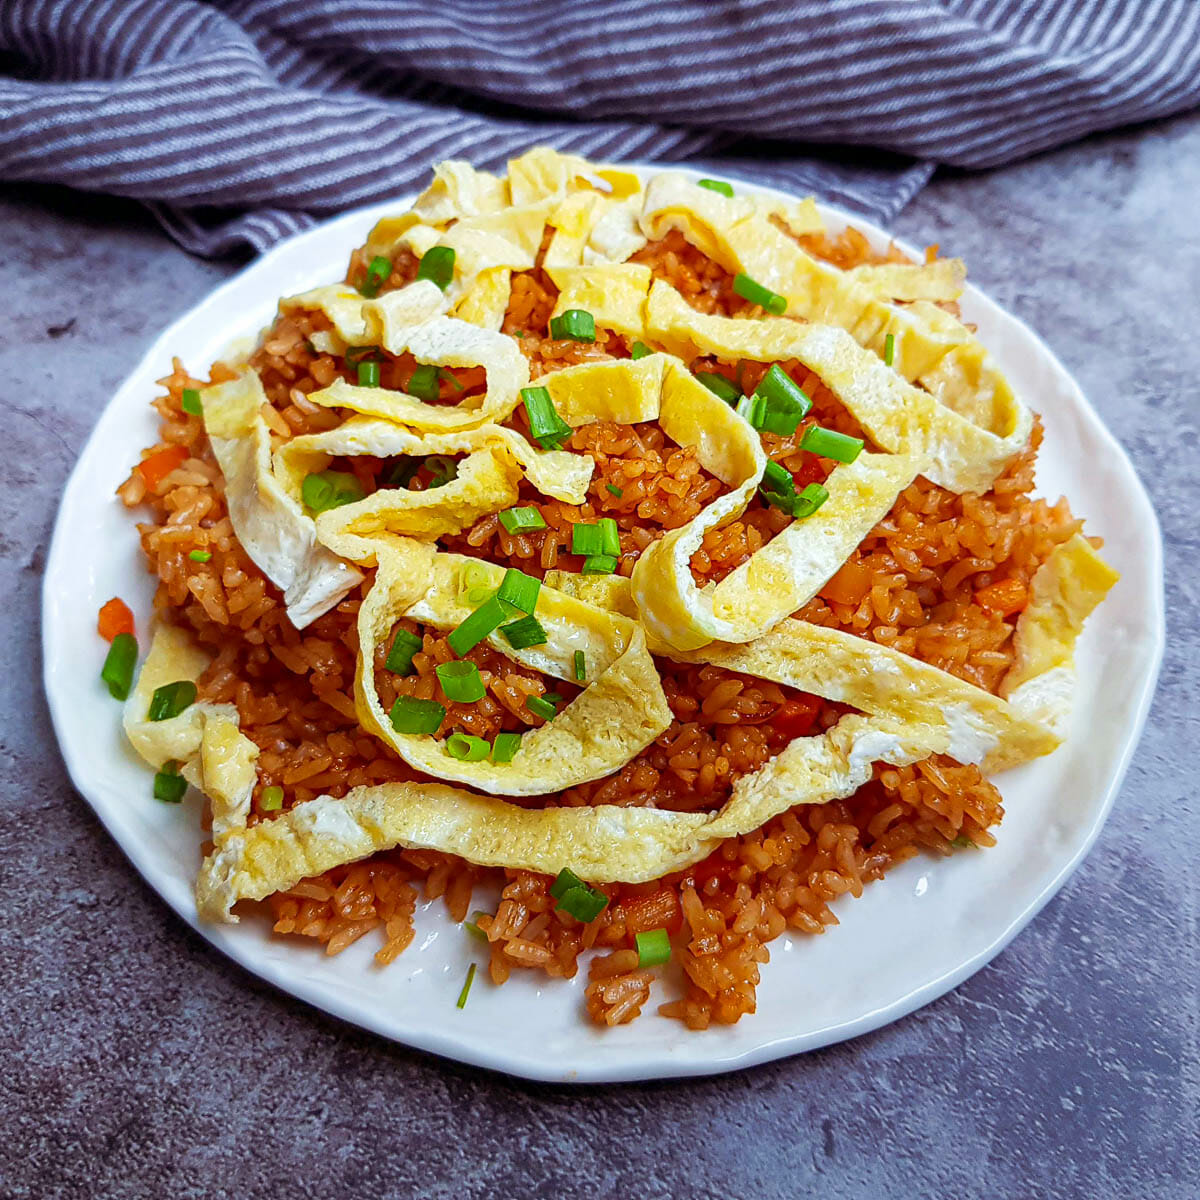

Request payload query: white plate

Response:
[42,168,1164,1083]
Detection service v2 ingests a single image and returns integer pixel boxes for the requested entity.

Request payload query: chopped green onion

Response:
[456,961,477,1009]
[582,554,618,575]
[447,596,511,656]
[389,696,445,735]
[800,425,864,464]
[458,561,492,607]
[359,254,392,298]
[521,385,573,451]
[496,568,540,614]
[542,692,564,705]
[180,388,202,416]
[762,460,794,494]
[884,332,896,367]
[498,506,547,534]
[635,927,672,967]
[733,273,787,315]
[571,523,604,557]
[549,867,585,899]
[758,405,803,437]
[597,517,620,557]
[513,329,526,339]
[188,549,211,563]
[148,680,197,722]
[101,632,138,700]
[260,786,284,812]
[436,660,486,704]
[424,454,457,488]
[357,359,380,387]
[549,308,596,342]
[344,344,379,366]
[384,457,421,489]
[446,731,491,761]
[555,879,609,923]
[754,364,812,418]
[302,470,365,515]
[525,694,558,721]
[385,628,423,675]
[694,370,741,404]
[153,761,187,804]
[951,833,974,849]
[573,650,586,682]
[793,482,830,518]
[606,483,623,498]
[417,245,455,290]
[406,363,440,402]
[502,616,548,650]
[630,341,652,360]
[491,731,522,763]
[464,910,490,940]
[736,392,767,429]
[697,178,734,198]
[439,367,465,392]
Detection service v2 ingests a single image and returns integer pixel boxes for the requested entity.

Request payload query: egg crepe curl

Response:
[111,144,1118,1018]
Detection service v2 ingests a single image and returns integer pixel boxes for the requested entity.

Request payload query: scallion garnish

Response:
[543,692,563,705]
[549,867,584,899]
[491,731,522,763]
[436,660,486,704]
[188,549,211,563]
[148,680,197,722]
[456,961,477,1009]
[180,388,202,416]
[597,517,620,557]
[521,385,573,451]
[384,458,421,490]
[951,833,974,849]
[153,761,187,804]
[458,561,492,607]
[758,461,829,520]
[581,554,618,575]
[357,359,380,387]
[344,344,379,366]
[733,273,787,315]
[496,568,540,614]
[549,308,596,343]
[446,731,491,762]
[736,392,767,429]
[573,650,586,682]
[500,615,548,650]
[697,178,734,198]
[793,481,830,517]
[694,371,741,404]
[385,628,423,675]
[606,483,623,498]
[389,695,445,735]
[417,245,455,290]
[302,470,365,515]
[884,332,896,367]
[549,869,609,922]
[630,341,652,360]
[571,522,604,557]
[498,506,548,534]
[439,367,465,393]
[447,596,511,656]
[525,694,558,721]
[359,254,392,299]
[754,364,812,418]
[635,928,672,967]
[424,454,457,488]
[464,910,490,940]
[800,425,864,464]
[260,785,284,811]
[100,632,137,701]
[406,363,440,402]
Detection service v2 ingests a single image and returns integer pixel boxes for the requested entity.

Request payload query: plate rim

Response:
[41,165,1166,1083]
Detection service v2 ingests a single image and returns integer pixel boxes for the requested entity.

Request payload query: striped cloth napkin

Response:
[1,0,1197,256]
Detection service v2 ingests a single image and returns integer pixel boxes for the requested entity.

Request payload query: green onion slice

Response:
[951,833,974,849]
[736,392,767,429]
[605,483,623,498]
[424,454,457,488]
[549,867,585,899]
[464,910,490,940]
[357,359,380,388]
[573,650,586,682]
[188,549,211,563]
[498,506,547,534]
[458,561,492,607]
[436,660,486,704]
[407,363,440,402]
[800,425,864,464]
[694,370,741,404]
[793,482,830,518]
[525,694,558,721]
[447,596,511,656]
[548,308,596,342]
[153,761,187,804]
[180,388,202,416]
[635,927,672,967]
[570,522,604,557]
[344,344,379,366]
[389,695,445,735]
[385,627,423,675]
[417,245,455,291]
[697,178,734,198]
[446,731,491,761]
[500,615,548,651]
[359,254,391,298]
[101,632,138,701]
[555,882,609,923]
[148,680,197,722]
[630,341,652,360]
[521,385,573,451]
[490,731,522,763]
[260,785,284,812]
[384,457,422,489]
[754,364,812,418]
[439,367,465,393]
[581,554,618,575]
[496,568,540,614]
[733,273,787,315]
[884,332,896,367]
[301,470,365,515]
[597,517,620,557]
[456,961,477,1009]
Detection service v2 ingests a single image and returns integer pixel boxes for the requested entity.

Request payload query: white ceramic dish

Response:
[42,167,1164,1083]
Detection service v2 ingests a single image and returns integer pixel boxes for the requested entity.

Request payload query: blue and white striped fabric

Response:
[1,0,1198,256]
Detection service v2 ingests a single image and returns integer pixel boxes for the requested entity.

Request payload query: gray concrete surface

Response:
[1,111,1197,1200]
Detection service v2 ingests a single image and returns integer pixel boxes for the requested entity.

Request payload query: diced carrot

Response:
[97,597,135,642]
[135,444,188,491]
[925,242,940,264]
[819,560,873,607]
[771,696,822,741]
[974,577,1028,618]
[620,888,683,937]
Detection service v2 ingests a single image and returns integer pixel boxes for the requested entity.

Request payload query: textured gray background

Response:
[2,112,1197,1200]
